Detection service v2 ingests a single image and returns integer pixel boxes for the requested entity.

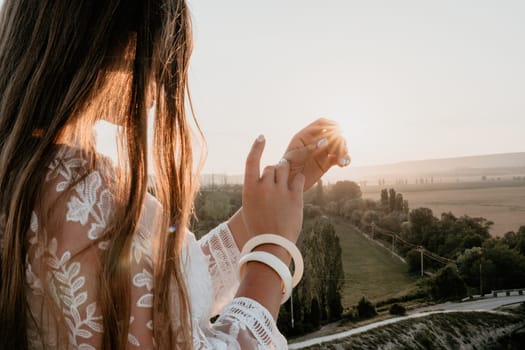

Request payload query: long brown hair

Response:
[0,1,196,349]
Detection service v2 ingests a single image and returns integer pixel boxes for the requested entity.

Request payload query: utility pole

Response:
[479,262,482,296]
[479,249,483,296]
[290,291,295,328]
[420,247,424,277]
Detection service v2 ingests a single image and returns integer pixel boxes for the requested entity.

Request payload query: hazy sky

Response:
[2,0,523,175]
[187,0,525,175]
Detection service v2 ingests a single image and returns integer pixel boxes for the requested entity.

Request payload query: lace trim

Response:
[199,222,241,315]
[216,297,287,350]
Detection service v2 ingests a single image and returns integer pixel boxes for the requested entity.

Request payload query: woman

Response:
[0,0,350,349]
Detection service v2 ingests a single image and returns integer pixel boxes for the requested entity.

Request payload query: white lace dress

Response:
[20,146,288,349]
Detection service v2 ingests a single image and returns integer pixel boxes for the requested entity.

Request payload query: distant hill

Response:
[341,152,525,183]
[199,152,525,185]
[200,173,243,186]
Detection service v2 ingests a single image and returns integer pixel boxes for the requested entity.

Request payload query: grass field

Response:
[363,183,525,237]
[331,218,418,310]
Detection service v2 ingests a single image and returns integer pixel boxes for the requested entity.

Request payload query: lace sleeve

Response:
[198,222,241,316]
[196,224,288,350]
[206,297,288,350]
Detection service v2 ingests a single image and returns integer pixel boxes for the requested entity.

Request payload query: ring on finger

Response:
[278,157,288,166]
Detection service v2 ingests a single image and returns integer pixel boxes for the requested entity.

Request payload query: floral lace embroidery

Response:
[66,172,113,242]
[25,146,287,349]
[46,146,87,190]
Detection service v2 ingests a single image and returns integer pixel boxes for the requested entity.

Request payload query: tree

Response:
[380,189,388,208]
[357,297,377,319]
[406,207,437,247]
[298,220,345,324]
[406,249,423,274]
[395,193,404,212]
[313,179,325,208]
[339,199,362,219]
[402,200,409,214]
[438,213,492,258]
[202,191,231,221]
[482,240,525,289]
[457,247,492,293]
[502,226,525,255]
[388,188,396,212]
[309,298,321,328]
[429,265,467,301]
[326,181,362,203]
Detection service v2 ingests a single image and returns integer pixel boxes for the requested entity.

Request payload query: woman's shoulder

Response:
[36,144,116,243]
[46,144,115,189]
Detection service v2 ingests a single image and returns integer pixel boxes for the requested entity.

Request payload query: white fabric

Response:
[17,145,287,349]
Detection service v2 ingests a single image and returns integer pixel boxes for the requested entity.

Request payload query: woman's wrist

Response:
[236,261,285,319]
[227,207,250,251]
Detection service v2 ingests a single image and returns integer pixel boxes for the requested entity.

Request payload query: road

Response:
[415,294,525,312]
[288,295,525,349]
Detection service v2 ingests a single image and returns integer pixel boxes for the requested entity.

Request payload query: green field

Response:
[363,183,525,237]
[331,218,418,310]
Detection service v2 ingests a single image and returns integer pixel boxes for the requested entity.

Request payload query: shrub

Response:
[389,303,406,316]
[304,204,322,219]
[405,249,422,274]
[357,297,377,319]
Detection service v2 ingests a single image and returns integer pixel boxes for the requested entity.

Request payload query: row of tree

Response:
[278,220,344,336]
[307,180,525,299]
[403,208,525,295]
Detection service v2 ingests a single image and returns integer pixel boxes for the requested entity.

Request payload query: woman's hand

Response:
[235,135,305,319]
[283,118,350,191]
[242,135,305,244]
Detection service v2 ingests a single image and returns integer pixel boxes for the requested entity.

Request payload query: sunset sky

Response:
[187,0,525,175]
[2,0,522,175]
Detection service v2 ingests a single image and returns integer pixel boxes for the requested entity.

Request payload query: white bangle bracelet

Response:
[241,234,304,287]
[238,251,293,304]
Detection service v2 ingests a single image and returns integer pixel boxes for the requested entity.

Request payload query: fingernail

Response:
[340,157,351,167]
[316,138,328,148]
[278,158,288,166]
[257,134,265,142]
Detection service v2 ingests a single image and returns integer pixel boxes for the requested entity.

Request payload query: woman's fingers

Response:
[244,135,265,185]
[275,158,290,185]
[297,119,340,143]
[290,172,305,193]
[261,165,276,183]
[338,154,351,167]
[285,134,349,168]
